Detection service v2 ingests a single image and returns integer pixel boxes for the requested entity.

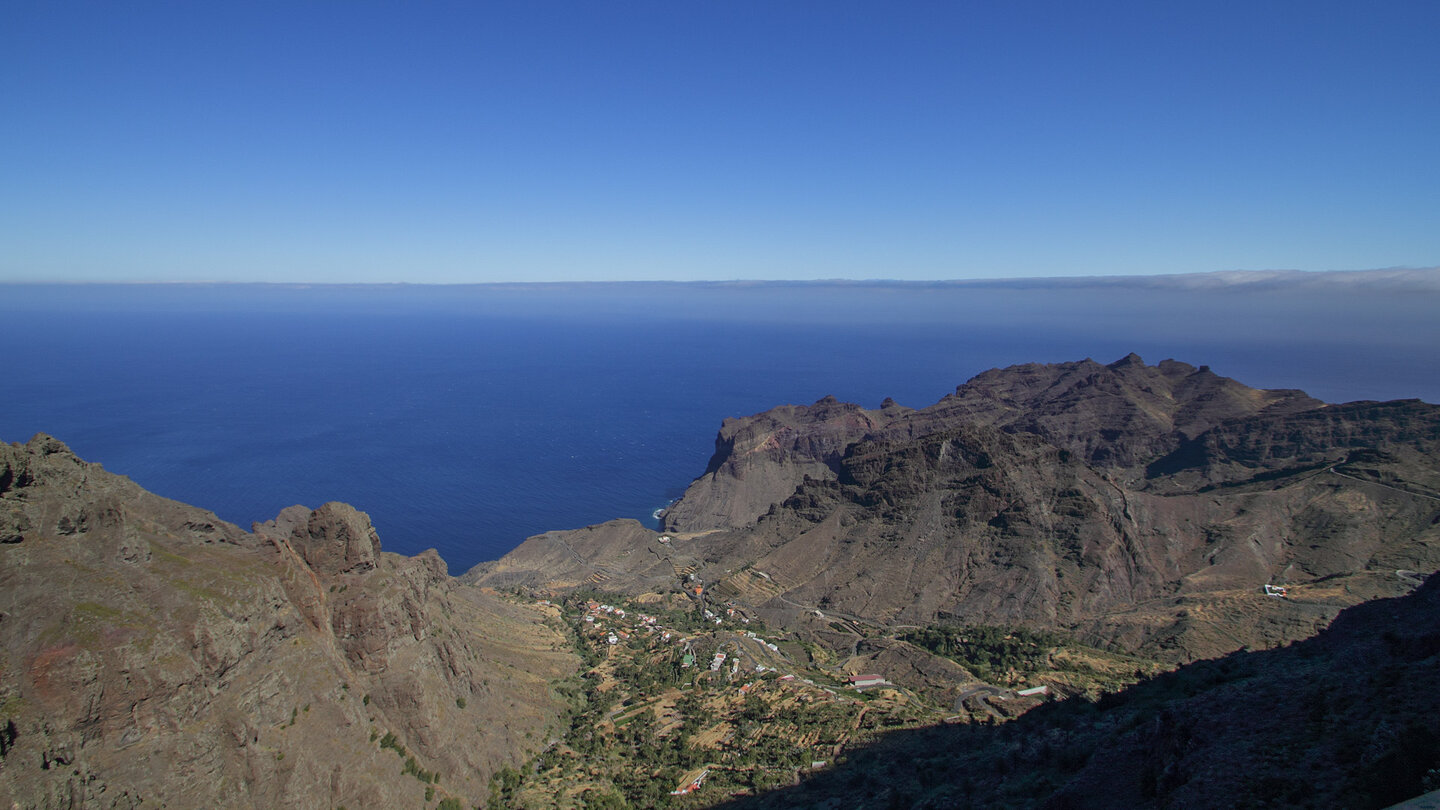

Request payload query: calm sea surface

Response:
[4,280,1437,573]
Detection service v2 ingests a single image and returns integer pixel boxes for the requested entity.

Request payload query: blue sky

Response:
[3,1,1437,283]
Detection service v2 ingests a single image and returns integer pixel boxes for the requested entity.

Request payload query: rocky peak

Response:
[1107,352,1146,369]
[24,433,76,457]
[662,397,898,532]
[3,434,79,496]
[2,433,249,550]
[289,501,382,576]
[923,355,1326,467]
[250,503,312,542]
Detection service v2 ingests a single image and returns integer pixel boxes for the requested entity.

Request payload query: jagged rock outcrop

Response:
[287,501,382,576]
[661,397,900,533]
[0,433,252,553]
[0,435,577,810]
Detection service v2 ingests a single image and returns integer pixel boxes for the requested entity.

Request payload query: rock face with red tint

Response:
[0,436,576,810]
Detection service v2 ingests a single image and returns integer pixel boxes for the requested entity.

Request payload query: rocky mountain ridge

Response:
[479,356,1439,663]
[0,435,576,809]
[660,354,1325,534]
[4,353,1438,808]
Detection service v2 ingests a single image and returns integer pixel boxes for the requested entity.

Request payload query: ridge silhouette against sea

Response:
[3,275,1436,571]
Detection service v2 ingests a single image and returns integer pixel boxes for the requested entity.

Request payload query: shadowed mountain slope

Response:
[711,572,1440,810]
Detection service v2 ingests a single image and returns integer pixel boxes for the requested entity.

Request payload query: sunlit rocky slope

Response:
[474,356,1440,663]
[0,435,576,809]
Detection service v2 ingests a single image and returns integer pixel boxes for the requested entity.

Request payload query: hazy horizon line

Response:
[5,266,1439,290]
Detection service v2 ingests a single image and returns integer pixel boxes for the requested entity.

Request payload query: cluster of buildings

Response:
[744,630,781,653]
[577,597,906,705]
[580,600,668,646]
[577,598,786,663]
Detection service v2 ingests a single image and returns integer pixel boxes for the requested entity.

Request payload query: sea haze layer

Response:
[4,274,1438,573]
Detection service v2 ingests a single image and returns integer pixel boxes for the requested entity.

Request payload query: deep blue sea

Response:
[4,278,1437,573]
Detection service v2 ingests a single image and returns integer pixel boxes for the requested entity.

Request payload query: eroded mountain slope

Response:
[660,354,1324,534]
[480,357,1439,663]
[0,435,576,809]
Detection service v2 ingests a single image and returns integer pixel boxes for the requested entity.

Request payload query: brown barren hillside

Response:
[0,435,577,810]
[478,356,1440,663]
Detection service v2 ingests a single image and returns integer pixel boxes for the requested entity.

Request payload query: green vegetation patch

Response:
[902,623,1162,693]
[489,593,948,808]
[902,624,1065,681]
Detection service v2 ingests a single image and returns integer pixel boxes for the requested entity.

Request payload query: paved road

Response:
[953,685,1008,716]
[1396,569,1426,586]
[1328,467,1440,502]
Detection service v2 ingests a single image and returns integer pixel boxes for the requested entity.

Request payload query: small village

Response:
[487,526,1167,807]
[487,589,946,808]
[488,577,1165,810]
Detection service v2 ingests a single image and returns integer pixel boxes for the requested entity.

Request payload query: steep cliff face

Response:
[0,436,576,810]
[660,397,902,533]
[661,355,1324,534]
[486,357,1440,663]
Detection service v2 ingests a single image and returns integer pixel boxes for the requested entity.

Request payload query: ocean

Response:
[4,276,1437,573]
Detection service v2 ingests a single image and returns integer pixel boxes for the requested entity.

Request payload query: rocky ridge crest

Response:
[481,356,1440,663]
[0,435,575,810]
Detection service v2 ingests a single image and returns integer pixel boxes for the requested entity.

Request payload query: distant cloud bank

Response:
[1073,267,1440,292]
[792,267,1440,292]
